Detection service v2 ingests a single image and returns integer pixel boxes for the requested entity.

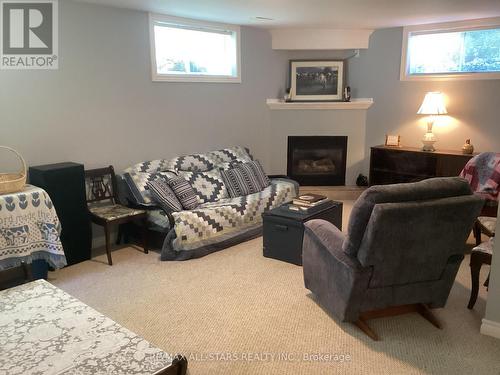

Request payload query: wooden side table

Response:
[0,280,187,375]
[262,201,343,265]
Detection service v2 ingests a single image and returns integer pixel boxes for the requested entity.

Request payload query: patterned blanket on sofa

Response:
[121,146,298,260]
[158,178,298,260]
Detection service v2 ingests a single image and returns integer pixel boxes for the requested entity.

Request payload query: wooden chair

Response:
[468,218,496,309]
[473,202,498,246]
[85,166,148,265]
[458,152,499,246]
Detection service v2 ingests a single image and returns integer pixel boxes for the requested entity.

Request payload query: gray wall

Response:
[349,27,500,167]
[0,1,357,177]
[0,1,286,172]
[4,11,499,178]
[0,0,370,184]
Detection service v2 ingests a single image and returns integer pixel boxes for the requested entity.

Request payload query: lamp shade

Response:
[417,92,448,115]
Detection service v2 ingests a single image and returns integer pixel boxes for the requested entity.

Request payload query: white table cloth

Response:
[0,185,66,270]
[0,280,174,374]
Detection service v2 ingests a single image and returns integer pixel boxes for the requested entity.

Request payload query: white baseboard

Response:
[480,319,500,339]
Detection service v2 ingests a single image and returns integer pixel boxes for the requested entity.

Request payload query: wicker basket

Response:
[0,146,27,194]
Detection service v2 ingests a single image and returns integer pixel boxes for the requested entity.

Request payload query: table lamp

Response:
[417,92,447,152]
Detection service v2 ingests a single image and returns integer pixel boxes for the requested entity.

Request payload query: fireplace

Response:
[287,136,347,186]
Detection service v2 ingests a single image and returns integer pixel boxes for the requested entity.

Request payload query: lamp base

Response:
[422,131,436,152]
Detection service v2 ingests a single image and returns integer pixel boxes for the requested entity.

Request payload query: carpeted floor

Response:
[49,201,500,374]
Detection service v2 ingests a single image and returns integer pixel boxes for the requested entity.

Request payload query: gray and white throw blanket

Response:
[122,146,298,260]
[122,146,254,207]
[157,178,298,260]
[0,280,174,374]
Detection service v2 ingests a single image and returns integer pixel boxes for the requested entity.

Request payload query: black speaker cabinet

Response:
[29,162,91,266]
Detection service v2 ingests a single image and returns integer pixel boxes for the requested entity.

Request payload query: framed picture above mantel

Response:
[289,60,344,102]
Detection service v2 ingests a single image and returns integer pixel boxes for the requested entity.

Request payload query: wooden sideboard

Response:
[369,145,475,186]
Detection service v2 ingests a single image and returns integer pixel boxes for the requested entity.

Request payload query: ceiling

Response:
[74,0,500,29]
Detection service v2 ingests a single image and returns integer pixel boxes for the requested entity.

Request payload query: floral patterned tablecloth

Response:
[0,185,66,270]
[0,280,173,374]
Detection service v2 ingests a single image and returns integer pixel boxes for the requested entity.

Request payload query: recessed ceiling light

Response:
[254,16,274,21]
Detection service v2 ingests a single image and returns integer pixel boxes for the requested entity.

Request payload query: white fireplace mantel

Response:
[267,98,371,185]
[266,98,374,110]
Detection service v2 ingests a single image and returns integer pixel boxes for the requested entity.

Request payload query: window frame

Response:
[400,18,500,81]
[149,13,241,83]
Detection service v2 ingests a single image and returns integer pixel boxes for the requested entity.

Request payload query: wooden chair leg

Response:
[416,304,442,329]
[141,218,148,254]
[354,318,379,341]
[116,224,123,245]
[104,224,113,266]
[468,254,482,309]
[473,221,482,246]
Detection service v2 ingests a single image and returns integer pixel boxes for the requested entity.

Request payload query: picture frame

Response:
[385,135,401,147]
[289,60,345,102]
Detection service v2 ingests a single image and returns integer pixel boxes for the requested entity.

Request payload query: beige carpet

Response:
[49,201,500,374]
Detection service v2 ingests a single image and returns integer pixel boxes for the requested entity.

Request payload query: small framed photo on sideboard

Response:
[385,135,401,147]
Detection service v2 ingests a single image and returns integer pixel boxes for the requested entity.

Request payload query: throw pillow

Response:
[220,162,264,198]
[146,178,183,213]
[167,176,199,210]
[178,170,229,205]
[123,170,177,206]
[248,160,270,190]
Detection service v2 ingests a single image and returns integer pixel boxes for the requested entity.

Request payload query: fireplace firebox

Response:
[287,136,347,186]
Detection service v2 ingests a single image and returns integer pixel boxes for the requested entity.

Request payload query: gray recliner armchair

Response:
[302,177,484,340]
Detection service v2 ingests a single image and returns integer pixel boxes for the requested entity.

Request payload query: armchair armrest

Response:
[303,220,363,270]
[304,220,345,255]
[302,219,371,322]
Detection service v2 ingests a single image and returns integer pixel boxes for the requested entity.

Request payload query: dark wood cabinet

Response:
[369,145,474,186]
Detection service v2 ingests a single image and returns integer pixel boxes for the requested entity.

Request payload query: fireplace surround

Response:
[287,136,347,186]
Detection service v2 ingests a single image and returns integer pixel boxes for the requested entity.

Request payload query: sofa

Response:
[118,146,298,260]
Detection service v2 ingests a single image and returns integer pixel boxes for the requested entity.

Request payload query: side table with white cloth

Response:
[0,185,66,276]
[0,279,188,375]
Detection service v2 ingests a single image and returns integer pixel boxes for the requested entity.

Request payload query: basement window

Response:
[149,14,241,83]
[401,20,500,80]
